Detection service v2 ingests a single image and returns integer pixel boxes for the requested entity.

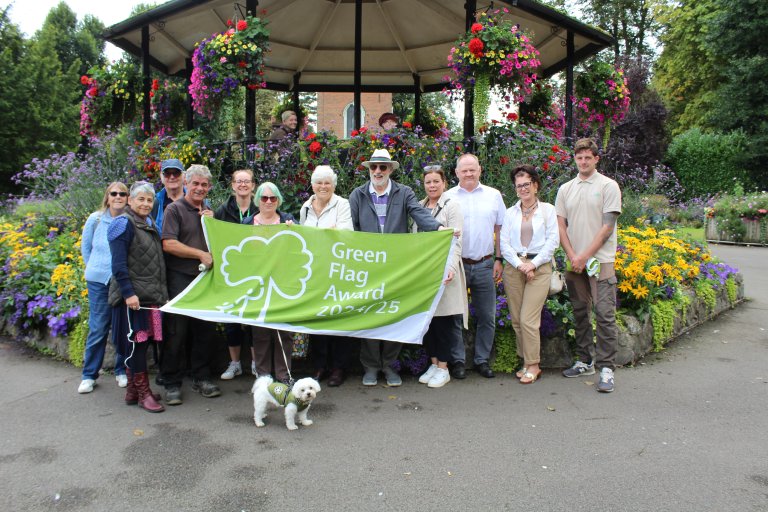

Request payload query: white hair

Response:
[311,165,338,187]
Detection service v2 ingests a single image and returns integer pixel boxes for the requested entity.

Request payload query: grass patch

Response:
[674,226,705,242]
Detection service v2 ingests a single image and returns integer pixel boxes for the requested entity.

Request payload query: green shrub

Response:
[666,128,750,198]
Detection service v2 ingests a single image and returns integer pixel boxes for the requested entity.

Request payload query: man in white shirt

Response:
[446,154,506,378]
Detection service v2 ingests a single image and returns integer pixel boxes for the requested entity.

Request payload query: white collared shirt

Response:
[446,183,506,260]
[500,201,560,269]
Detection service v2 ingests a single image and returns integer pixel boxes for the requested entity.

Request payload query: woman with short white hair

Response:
[300,165,353,386]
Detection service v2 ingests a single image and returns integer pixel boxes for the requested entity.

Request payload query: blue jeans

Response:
[81,281,124,380]
[464,258,496,365]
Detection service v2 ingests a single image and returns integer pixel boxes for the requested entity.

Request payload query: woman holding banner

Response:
[413,166,467,388]
[216,169,259,380]
[300,165,354,387]
[243,182,296,383]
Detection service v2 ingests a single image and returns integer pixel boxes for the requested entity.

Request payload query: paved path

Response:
[1,244,766,511]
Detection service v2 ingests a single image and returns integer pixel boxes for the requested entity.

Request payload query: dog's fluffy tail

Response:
[251,375,273,395]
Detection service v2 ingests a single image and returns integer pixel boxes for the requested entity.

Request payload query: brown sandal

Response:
[520,369,542,384]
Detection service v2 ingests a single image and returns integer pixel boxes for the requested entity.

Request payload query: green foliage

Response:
[694,280,717,314]
[708,191,768,243]
[42,2,106,76]
[67,309,88,367]
[725,277,738,305]
[578,0,660,59]
[665,128,749,198]
[650,300,675,351]
[393,92,459,135]
[491,328,519,374]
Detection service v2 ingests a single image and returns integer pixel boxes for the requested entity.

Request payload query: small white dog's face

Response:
[252,376,321,430]
[291,377,320,403]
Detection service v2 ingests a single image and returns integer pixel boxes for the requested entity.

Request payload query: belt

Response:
[462,254,493,265]
[517,253,538,260]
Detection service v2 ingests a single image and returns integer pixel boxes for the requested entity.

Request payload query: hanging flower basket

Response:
[574,60,630,148]
[445,8,541,130]
[190,15,270,119]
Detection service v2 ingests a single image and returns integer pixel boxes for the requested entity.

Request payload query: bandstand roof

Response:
[103,0,614,93]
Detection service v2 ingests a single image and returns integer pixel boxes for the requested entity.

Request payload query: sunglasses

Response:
[163,170,182,177]
[369,164,390,171]
[109,191,128,197]
[260,195,278,203]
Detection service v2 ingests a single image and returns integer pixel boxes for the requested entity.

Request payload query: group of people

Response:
[77,137,622,416]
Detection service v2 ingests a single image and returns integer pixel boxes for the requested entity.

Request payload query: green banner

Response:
[161,217,454,344]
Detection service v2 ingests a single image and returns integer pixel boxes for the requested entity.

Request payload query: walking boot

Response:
[124,369,139,405]
[134,372,165,413]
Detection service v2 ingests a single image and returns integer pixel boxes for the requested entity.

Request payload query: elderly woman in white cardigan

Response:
[413,165,468,388]
[300,165,354,386]
[500,164,560,384]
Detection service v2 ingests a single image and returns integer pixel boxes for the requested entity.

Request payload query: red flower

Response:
[499,156,509,165]
[237,20,247,31]
[237,61,247,68]
[226,19,233,27]
[471,23,483,34]
[551,145,560,152]
[359,126,368,134]
[309,141,322,153]
[402,121,412,129]
[80,75,90,85]
[507,112,519,121]
[151,78,160,90]
[246,83,259,90]
[86,87,98,98]
[542,162,550,171]
[307,133,317,140]
[548,155,556,161]
[350,130,359,137]
[468,37,484,57]
[149,91,155,98]
[370,135,377,141]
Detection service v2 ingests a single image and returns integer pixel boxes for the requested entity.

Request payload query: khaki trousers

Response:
[502,261,552,366]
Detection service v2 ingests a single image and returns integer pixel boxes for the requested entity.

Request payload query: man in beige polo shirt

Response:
[555,138,622,392]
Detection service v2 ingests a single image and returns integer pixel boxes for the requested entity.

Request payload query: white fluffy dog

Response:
[252,375,321,430]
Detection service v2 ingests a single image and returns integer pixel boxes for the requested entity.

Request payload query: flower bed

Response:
[705,191,768,245]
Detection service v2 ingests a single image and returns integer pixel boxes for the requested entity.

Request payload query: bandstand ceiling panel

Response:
[103,0,614,92]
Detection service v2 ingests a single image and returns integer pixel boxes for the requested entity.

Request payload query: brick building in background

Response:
[316,92,393,138]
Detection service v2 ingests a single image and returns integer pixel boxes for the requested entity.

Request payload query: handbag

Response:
[549,257,565,296]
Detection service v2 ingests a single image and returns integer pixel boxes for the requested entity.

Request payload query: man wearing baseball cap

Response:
[151,159,186,231]
[349,148,443,387]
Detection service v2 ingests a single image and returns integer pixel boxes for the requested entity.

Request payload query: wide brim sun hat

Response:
[362,149,400,170]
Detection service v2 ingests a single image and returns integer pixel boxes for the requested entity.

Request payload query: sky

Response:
[4,0,151,60]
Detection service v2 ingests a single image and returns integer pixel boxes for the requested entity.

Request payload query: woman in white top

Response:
[300,166,354,386]
[500,164,560,384]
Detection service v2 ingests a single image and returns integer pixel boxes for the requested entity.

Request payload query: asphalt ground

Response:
[1,244,766,512]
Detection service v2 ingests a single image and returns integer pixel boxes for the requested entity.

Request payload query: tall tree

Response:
[40,2,105,76]
[576,0,660,60]
[707,0,768,187]
[652,0,723,135]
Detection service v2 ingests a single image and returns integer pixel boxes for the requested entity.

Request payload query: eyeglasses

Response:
[234,179,254,185]
[260,195,278,203]
[369,164,390,171]
[109,191,128,197]
[163,170,182,177]
[515,181,533,191]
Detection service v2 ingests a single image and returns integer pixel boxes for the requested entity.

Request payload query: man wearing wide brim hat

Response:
[349,148,443,387]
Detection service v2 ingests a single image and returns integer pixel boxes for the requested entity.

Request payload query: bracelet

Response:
[494,256,503,262]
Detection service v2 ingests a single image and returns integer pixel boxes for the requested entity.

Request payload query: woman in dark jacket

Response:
[108,182,168,413]
[215,169,260,380]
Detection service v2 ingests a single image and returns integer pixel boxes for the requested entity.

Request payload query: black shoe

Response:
[165,386,183,406]
[450,362,467,380]
[155,374,166,386]
[476,362,495,378]
[192,379,221,398]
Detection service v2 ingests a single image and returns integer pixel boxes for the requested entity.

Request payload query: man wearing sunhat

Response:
[151,158,186,232]
[349,149,443,386]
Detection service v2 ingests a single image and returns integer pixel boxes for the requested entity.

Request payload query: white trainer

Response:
[418,364,438,384]
[220,361,242,380]
[251,360,258,377]
[427,368,451,388]
[116,374,128,388]
[78,379,95,394]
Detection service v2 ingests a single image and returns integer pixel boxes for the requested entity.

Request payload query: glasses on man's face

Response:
[370,164,390,171]
[109,191,128,197]
[234,179,253,185]
[515,181,533,191]
[260,195,278,203]
[163,170,181,177]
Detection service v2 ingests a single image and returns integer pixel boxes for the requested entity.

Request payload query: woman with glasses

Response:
[78,182,130,394]
[500,165,560,384]
[108,182,167,412]
[299,165,354,387]
[215,169,260,380]
[243,182,296,383]
[413,166,467,388]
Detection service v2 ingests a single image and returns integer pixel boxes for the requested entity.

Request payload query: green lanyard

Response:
[238,208,250,222]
